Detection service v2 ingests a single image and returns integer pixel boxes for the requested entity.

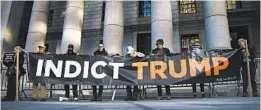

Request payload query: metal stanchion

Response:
[245,40,252,97]
[111,85,117,101]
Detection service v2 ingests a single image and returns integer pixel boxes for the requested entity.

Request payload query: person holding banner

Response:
[238,38,259,97]
[91,40,108,101]
[31,45,47,101]
[189,40,206,98]
[2,46,26,101]
[63,44,79,101]
[152,39,172,100]
[125,46,145,101]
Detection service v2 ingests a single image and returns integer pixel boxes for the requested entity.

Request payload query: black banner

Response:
[28,50,241,85]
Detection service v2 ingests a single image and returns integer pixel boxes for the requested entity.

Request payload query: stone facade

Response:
[43,1,260,55]
[1,1,260,55]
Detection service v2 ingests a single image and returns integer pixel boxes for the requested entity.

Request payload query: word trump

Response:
[36,60,124,79]
[132,57,229,80]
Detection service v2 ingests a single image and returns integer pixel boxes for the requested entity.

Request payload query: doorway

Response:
[229,26,249,49]
[137,33,151,55]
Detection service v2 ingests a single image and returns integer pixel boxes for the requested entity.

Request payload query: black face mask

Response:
[68,49,73,53]
[68,47,73,53]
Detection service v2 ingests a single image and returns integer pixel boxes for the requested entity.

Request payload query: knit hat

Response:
[156,39,164,45]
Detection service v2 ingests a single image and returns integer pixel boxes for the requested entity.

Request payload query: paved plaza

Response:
[1,97,260,110]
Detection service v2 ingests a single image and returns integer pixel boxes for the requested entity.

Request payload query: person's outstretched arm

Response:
[16,46,29,55]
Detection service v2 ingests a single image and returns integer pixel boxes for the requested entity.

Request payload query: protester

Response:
[63,44,78,101]
[191,84,205,98]
[238,38,259,97]
[124,46,145,101]
[31,45,47,101]
[151,39,172,100]
[91,40,108,101]
[2,46,26,101]
[189,40,205,98]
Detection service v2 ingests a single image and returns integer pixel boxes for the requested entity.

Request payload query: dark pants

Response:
[157,85,171,96]
[4,74,20,101]
[64,85,78,98]
[242,62,257,93]
[192,83,204,93]
[92,86,103,99]
[126,85,139,99]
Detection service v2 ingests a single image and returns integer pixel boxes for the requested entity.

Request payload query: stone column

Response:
[103,0,124,55]
[60,1,84,54]
[151,0,174,52]
[25,1,49,52]
[1,1,13,55]
[204,1,232,50]
[172,1,180,53]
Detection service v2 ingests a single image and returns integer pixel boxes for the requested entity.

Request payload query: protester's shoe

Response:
[242,92,248,97]
[124,94,132,101]
[202,94,206,98]
[2,98,14,101]
[253,92,259,97]
[131,97,138,101]
[90,98,97,101]
[31,98,37,101]
[97,97,102,101]
[124,97,131,101]
[131,99,138,101]
[73,98,79,101]
[59,97,69,101]
[193,93,197,98]
[156,96,163,100]
[1,99,7,101]
[40,98,46,101]
[166,96,172,100]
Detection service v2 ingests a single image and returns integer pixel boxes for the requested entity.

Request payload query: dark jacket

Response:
[93,49,108,56]
[238,45,257,69]
[152,48,171,56]
[248,45,257,61]
[239,45,257,61]
[66,51,77,55]
[7,51,26,76]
